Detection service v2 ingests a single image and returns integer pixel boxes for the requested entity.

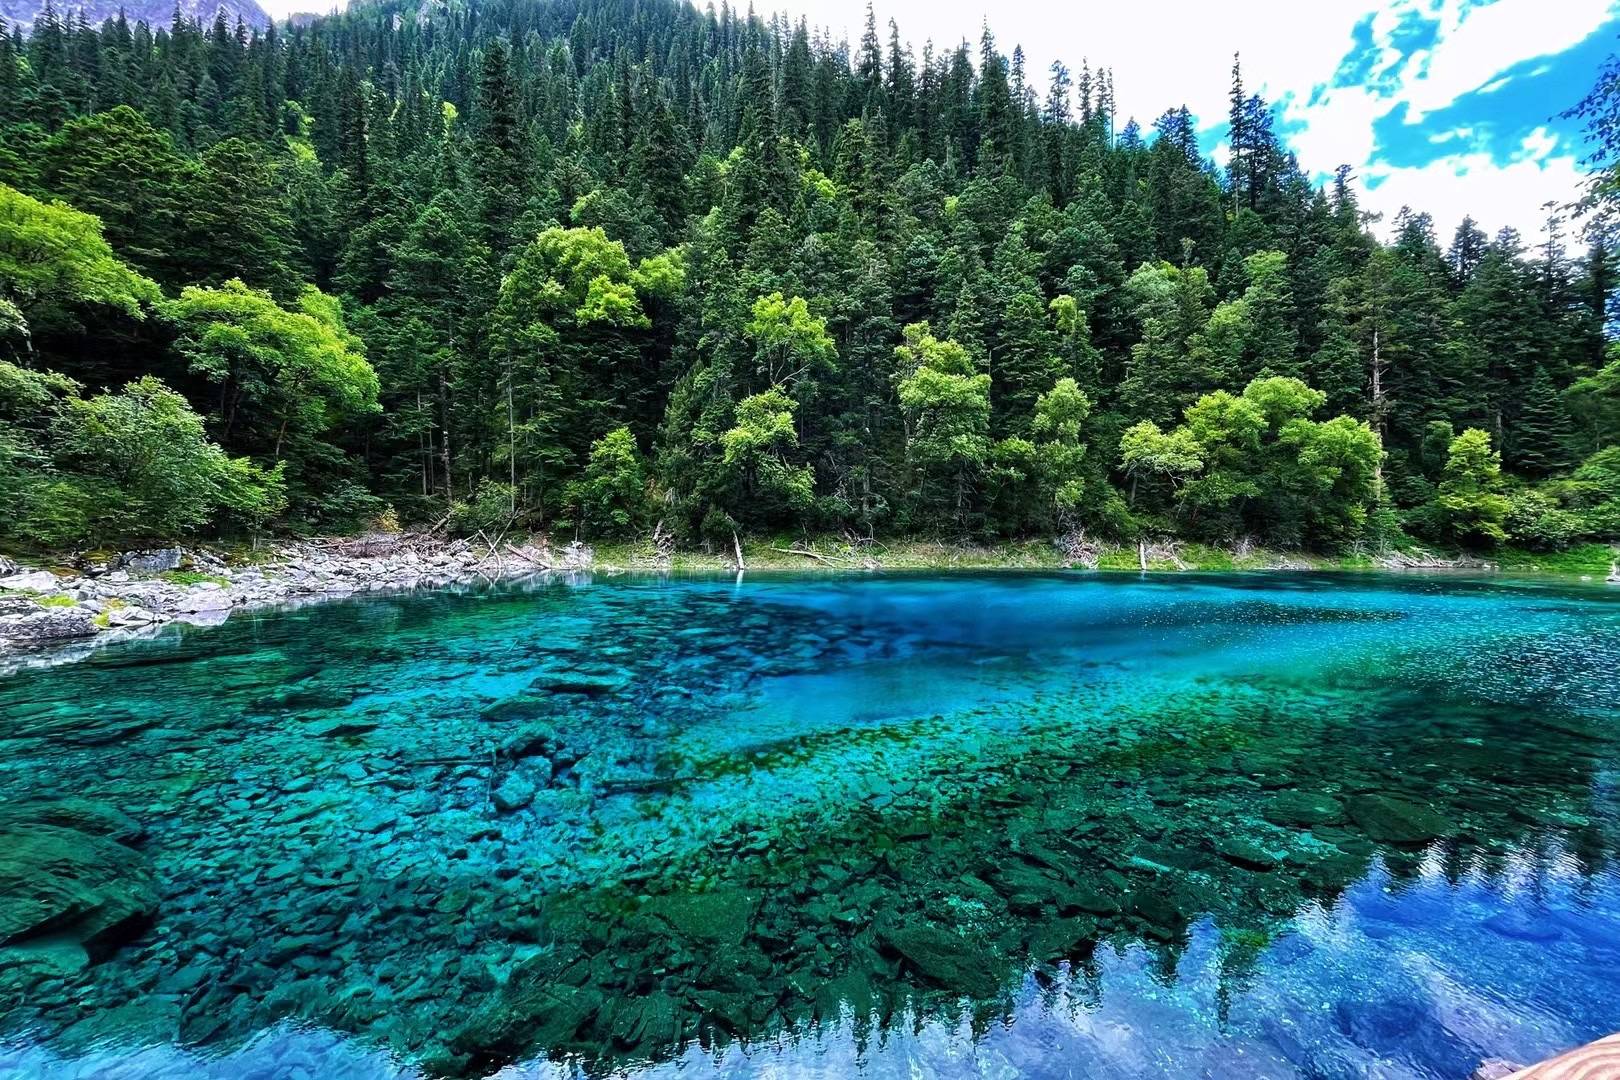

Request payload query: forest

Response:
[1,0,1619,555]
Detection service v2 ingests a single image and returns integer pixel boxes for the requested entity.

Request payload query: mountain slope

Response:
[1,0,271,30]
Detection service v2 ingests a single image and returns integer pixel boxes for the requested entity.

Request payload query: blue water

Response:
[0,571,1617,1079]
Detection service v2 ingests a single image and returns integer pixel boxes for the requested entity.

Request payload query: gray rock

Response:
[0,596,36,617]
[0,611,97,644]
[121,548,184,572]
[176,588,232,614]
[0,556,16,576]
[0,570,59,593]
[108,607,163,628]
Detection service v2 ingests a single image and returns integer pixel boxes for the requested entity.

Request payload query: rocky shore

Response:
[0,536,587,670]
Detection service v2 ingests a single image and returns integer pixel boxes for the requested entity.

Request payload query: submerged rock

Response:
[491,773,538,813]
[1214,833,1285,870]
[499,721,561,761]
[1263,791,1346,827]
[451,949,601,1066]
[529,672,627,697]
[0,799,146,845]
[608,991,683,1051]
[0,823,157,954]
[879,921,999,997]
[1347,795,1451,846]
[641,887,758,948]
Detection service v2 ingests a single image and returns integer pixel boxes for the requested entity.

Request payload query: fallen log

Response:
[771,545,842,565]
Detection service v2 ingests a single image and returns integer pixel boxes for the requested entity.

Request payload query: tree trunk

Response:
[439,372,453,513]
[506,375,516,513]
[418,392,430,497]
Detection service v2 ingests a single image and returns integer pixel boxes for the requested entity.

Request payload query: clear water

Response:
[1,571,1618,1080]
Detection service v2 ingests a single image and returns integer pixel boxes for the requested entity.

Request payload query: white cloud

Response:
[1363,146,1585,241]
[1390,0,1617,122]
[1518,126,1561,161]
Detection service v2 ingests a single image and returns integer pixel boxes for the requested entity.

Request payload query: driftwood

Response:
[1055,529,1101,570]
[732,530,746,571]
[649,519,675,567]
[771,545,840,565]
[1375,548,1493,570]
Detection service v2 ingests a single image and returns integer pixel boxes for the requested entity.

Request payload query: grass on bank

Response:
[587,536,1449,575]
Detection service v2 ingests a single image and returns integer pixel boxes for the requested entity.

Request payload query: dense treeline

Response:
[2,0,1619,552]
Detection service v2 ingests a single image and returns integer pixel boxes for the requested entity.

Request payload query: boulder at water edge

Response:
[0,611,97,645]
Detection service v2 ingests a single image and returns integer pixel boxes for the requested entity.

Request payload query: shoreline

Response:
[1,533,1615,673]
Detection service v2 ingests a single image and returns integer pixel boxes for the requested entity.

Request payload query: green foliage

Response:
[0,362,284,547]
[450,481,517,537]
[896,323,992,529]
[0,183,160,335]
[570,426,650,538]
[745,293,836,385]
[715,386,815,526]
[1120,376,1380,546]
[0,4,1612,554]
[1431,428,1512,546]
[165,279,378,458]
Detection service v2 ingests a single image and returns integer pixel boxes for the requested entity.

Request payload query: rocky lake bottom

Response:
[0,571,1618,1079]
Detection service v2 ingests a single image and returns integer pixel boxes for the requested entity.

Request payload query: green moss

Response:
[1177,544,1236,570]
[36,594,77,608]
[1494,543,1617,576]
[158,570,230,587]
[93,611,111,628]
[1096,548,1144,570]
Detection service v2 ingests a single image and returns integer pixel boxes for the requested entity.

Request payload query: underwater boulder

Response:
[491,772,538,813]
[1214,833,1286,870]
[878,921,1000,998]
[640,887,759,949]
[0,823,157,955]
[1263,791,1346,827]
[450,948,601,1067]
[0,799,146,845]
[1347,795,1451,846]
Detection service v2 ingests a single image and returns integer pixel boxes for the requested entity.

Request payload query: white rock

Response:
[0,571,58,593]
[177,589,232,613]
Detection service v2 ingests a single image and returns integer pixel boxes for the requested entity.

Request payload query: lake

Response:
[1,571,1618,1080]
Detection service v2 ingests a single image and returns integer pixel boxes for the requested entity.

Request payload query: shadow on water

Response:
[0,572,1618,1078]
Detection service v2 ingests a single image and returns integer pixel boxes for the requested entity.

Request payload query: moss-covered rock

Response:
[639,887,759,948]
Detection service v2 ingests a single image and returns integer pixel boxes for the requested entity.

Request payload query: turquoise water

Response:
[1,571,1619,1079]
